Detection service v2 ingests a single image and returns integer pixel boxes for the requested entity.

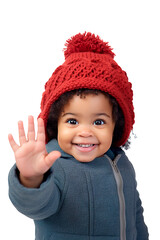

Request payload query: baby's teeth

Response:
[78,144,93,148]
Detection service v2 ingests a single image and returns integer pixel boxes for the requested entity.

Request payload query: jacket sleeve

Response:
[136,189,149,240]
[8,164,61,220]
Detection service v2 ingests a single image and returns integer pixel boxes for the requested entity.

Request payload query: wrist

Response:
[19,174,44,188]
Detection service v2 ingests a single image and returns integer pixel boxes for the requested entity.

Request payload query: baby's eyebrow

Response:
[61,112,111,118]
[94,113,111,118]
[61,113,80,117]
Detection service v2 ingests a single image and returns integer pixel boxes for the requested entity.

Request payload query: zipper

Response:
[84,171,94,238]
[105,154,126,240]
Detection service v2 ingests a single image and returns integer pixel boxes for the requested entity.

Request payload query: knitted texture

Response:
[39,32,135,146]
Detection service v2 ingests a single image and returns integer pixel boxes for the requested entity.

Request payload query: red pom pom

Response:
[64,32,115,59]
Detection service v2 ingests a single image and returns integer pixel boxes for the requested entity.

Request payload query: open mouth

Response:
[73,143,97,153]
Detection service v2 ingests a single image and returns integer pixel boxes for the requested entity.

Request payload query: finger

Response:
[8,134,19,152]
[27,115,35,141]
[37,118,46,142]
[18,121,27,145]
[44,151,61,168]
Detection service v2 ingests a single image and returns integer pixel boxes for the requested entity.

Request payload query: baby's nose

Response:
[78,126,93,138]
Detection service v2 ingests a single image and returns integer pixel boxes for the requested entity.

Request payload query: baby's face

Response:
[58,93,115,162]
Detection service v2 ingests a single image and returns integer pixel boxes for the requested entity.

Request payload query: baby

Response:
[8,32,149,240]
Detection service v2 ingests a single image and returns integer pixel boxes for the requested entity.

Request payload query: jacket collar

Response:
[46,139,72,158]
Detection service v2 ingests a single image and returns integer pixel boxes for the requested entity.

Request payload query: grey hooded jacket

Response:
[8,139,149,240]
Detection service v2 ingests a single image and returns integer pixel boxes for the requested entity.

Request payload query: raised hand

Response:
[8,116,61,188]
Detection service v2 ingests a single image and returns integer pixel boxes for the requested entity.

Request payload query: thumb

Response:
[44,151,61,168]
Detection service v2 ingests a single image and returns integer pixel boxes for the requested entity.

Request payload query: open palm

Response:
[8,116,61,186]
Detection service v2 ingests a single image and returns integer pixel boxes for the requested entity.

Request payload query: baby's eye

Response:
[67,119,78,125]
[94,119,105,125]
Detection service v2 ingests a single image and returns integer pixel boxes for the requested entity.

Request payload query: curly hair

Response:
[46,89,130,149]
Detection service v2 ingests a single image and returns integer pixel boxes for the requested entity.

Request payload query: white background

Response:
[0,0,159,239]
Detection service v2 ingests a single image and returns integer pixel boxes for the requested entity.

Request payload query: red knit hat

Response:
[39,32,135,146]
